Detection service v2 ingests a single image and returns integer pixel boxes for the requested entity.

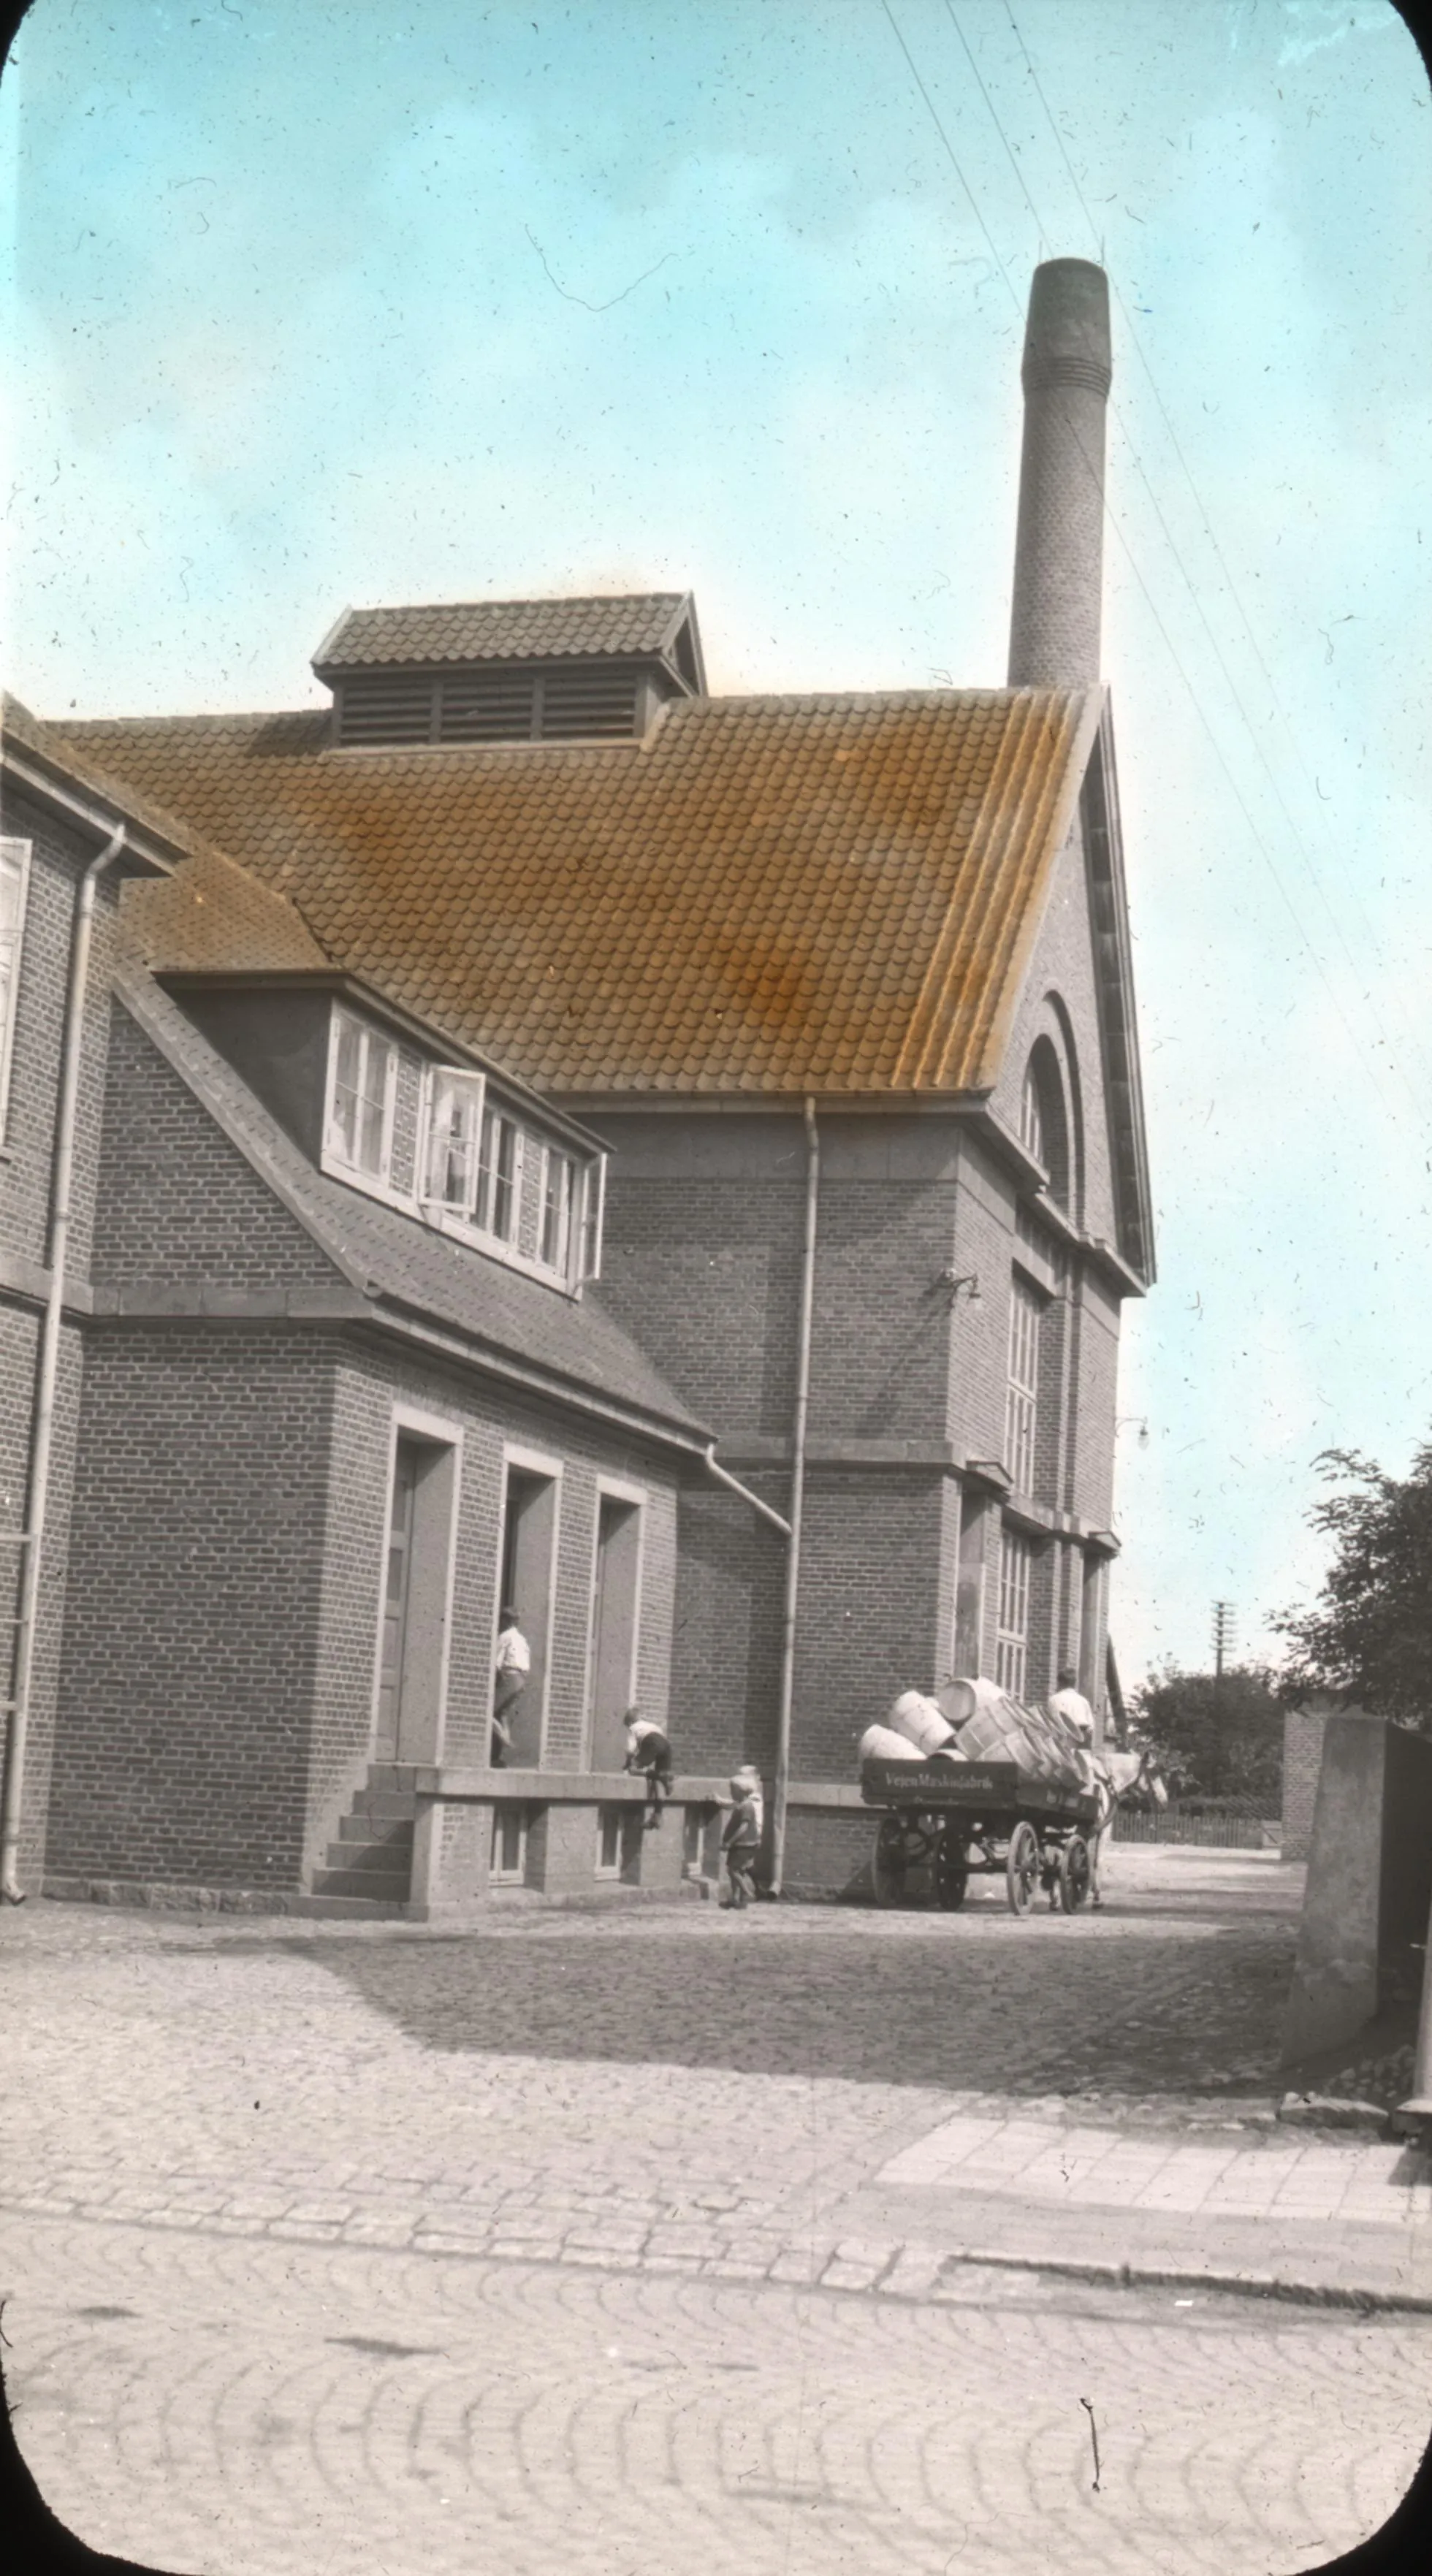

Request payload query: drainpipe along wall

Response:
[770,1097,819,1897]
[0,820,126,1902]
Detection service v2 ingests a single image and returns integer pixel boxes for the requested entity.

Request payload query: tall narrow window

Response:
[1019,1060,1044,1165]
[423,1068,486,1216]
[327,1007,397,1179]
[538,1147,576,1276]
[579,1156,606,1282]
[995,1528,1033,1700]
[0,838,32,1142]
[1005,1276,1042,1495]
[476,1106,522,1243]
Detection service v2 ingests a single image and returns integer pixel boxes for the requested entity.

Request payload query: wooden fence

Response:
[1111,1805,1281,1849]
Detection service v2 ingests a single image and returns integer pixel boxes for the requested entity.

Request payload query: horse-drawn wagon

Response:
[860,1753,1100,1916]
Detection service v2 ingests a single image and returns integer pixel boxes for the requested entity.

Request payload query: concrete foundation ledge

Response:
[41,1875,408,1921]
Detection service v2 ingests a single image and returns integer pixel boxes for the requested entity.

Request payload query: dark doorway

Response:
[495,1464,557,1765]
[588,1494,642,1771]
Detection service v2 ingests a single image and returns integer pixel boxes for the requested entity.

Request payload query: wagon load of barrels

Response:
[857,1690,968,1767]
[935,1675,1086,1789]
[858,1677,1085,1793]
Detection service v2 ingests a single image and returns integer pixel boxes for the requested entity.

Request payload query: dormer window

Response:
[539,1147,577,1274]
[423,1067,487,1213]
[327,1007,397,1178]
[476,1106,522,1246]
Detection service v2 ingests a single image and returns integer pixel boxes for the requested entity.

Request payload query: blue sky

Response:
[3,0,1429,1688]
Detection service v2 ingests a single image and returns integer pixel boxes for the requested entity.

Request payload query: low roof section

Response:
[5,698,711,1460]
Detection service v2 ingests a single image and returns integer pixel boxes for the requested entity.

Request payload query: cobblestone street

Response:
[4,1848,1431,2571]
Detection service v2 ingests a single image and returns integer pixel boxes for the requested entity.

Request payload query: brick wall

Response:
[0,782,119,1279]
[95,1004,346,1291]
[1282,1703,1328,1862]
[49,1325,333,1886]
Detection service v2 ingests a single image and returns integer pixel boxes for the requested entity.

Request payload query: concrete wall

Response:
[1281,1713,1432,2064]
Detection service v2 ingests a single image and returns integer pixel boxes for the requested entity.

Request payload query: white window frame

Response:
[537,1142,578,1280]
[579,1154,606,1284]
[475,1102,525,1247]
[995,1525,1034,1701]
[490,1804,532,1884]
[324,1004,399,1187]
[1005,1274,1043,1497]
[0,837,33,1146]
[419,1064,487,1219]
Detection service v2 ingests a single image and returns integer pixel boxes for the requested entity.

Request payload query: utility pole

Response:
[1211,1599,1236,1682]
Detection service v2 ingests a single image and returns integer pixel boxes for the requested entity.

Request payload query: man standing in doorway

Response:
[492,1605,530,1767]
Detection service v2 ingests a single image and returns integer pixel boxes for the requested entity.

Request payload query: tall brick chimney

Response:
[1007,258,1111,688]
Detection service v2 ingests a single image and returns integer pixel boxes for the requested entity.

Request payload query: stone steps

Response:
[311,1764,418,1906]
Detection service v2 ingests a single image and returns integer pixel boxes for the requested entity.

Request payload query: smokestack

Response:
[1007,258,1111,689]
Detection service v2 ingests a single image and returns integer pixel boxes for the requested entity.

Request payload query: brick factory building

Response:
[1,258,1154,1911]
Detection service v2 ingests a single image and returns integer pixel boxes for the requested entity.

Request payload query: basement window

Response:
[325,1007,398,1181]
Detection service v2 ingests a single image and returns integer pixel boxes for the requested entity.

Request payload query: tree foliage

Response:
[1129,1662,1283,1802]
[1276,1445,1432,1729]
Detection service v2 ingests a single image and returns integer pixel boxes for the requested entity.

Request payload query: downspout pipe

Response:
[770,1097,819,1897]
[1,820,126,1902]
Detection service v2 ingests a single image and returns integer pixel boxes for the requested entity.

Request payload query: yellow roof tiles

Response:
[47,686,1102,1097]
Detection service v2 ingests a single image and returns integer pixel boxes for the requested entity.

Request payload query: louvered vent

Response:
[540,668,639,739]
[333,660,645,745]
[338,674,434,744]
[440,673,537,742]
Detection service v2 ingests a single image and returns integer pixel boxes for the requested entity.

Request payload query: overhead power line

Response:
[875,0,1427,1145]
[998,0,1432,1113]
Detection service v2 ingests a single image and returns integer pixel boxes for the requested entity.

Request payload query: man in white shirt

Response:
[1048,1666,1098,1787]
[492,1605,530,1767]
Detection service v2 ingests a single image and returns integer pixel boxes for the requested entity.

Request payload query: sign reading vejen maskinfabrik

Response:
[858,1758,1094,1818]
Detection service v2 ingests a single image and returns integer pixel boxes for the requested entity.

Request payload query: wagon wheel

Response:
[872,1815,909,1909]
[1059,1834,1092,1914]
[1005,1819,1039,1917]
[934,1826,969,1911]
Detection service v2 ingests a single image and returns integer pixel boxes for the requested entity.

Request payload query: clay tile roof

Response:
[48,686,1102,1099]
[313,593,693,671]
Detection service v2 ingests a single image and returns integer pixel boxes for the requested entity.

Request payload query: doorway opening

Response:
[494,1461,558,1766]
[587,1491,643,1771]
[375,1430,458,1765]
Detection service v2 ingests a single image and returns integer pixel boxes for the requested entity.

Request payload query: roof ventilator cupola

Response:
[313,593,706,748]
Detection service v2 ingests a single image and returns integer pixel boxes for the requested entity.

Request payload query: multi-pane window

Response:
[1019,1060,1045,1165]
[423,1068,487,1216]
[327,1008,397,1178]
[0,838,31,1140]
[1005,1276,1042,1495]
[539,1147,576,1277]
[995,1527,1034,1700]
[476,1105,522,1243]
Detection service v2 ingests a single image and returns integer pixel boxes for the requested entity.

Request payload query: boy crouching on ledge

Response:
[622,1707,675,1826]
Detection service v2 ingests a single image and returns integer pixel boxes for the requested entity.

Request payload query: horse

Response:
[1087,1743,1167,1907]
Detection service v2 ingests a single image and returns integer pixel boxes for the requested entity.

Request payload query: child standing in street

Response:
[622,1707,675,1826]
[720,1772,762,1908]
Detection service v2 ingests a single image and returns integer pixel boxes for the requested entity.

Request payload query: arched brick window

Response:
[1019,1036,1070,1209]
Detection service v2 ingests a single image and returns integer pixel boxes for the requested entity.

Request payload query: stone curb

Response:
[5,2193,1429,2319]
